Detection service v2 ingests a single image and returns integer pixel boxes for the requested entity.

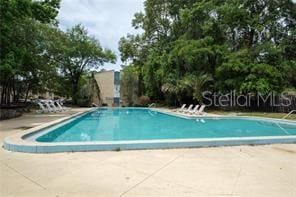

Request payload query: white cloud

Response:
[58,0,144,71]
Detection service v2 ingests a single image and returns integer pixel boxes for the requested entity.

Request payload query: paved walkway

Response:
[0,108,295,197]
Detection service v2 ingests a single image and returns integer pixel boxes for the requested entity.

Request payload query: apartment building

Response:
[94,70,120,107]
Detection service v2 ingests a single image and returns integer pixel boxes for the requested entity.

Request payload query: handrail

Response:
[282,110,296,119]
[148,103,156,108]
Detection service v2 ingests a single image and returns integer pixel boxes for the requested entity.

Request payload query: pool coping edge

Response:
[3,107,296,153]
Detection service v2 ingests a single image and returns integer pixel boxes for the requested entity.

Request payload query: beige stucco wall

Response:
[94,71,115,106]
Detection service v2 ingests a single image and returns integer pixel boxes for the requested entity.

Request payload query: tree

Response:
[120,66,138,106]
[0,0,60,104]
[77,72,101,106]
[50,25,116,104]
[162,73,212,104]
[215,0,296,94]
[119,0,296,106]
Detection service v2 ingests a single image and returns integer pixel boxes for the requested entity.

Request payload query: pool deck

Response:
[0,108,295,196]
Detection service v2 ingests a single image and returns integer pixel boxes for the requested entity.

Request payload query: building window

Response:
[114,71,120,85]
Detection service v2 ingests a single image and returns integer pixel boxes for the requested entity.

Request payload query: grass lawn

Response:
[207,110,296,120]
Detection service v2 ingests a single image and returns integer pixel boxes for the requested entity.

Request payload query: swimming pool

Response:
[4,108,296,153]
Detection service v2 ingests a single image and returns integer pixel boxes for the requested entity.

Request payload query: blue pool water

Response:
[36,108,296,142]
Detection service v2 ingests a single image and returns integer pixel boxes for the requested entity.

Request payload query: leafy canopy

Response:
[119,0,296,105]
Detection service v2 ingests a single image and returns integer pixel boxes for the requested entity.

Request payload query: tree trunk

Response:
[72,84,78,105]
[138,71,143,97]
[6,79,12,104]
[248,28,255,47]
[71,75,80,105]
[1,80,8,104]
[24,83,31,102]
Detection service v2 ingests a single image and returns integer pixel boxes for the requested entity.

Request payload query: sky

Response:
[58,0,144,71]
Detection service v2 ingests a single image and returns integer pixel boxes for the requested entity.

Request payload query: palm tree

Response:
[179,73,212,103]
[161,72,212,104]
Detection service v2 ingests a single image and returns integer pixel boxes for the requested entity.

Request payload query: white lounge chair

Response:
[92,103,98,107]
[183,104,193,113]
[54,100,65,111]
[58,100,70,110]
[36,102,48,113]
[43,101,56,113]
[174,104,186,112]
[195,105,206,115]
[188,105,200,114]
[49,100,62,112]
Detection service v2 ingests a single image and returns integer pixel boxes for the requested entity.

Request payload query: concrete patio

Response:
[0,108,295,197]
